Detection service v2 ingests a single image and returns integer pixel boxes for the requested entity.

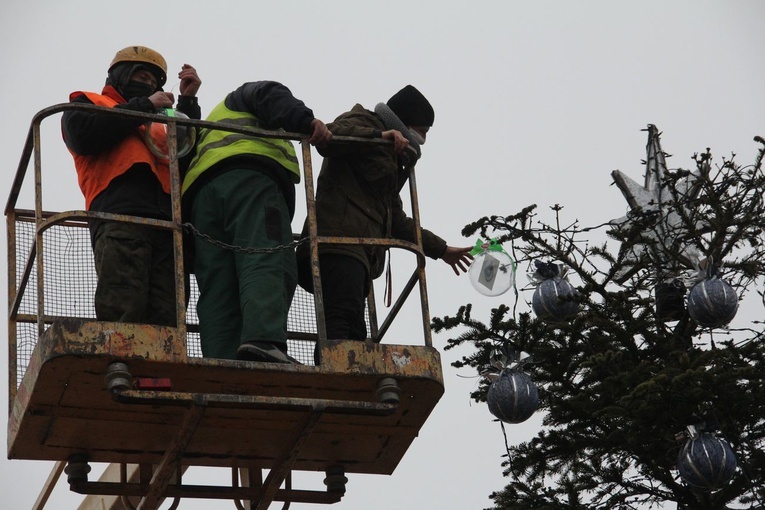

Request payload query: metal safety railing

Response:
[5,103,433,403]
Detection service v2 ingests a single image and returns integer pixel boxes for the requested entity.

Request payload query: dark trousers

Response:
[91,221,178,327]
[316,254,368,341]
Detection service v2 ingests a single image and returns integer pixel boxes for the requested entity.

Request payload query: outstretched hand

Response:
[441,246,474,275]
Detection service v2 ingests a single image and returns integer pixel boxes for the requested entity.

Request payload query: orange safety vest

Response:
[67,88,170,209]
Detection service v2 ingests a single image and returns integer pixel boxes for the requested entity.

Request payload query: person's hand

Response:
[149,91,174,109]
[307,119,332,147]
[178,64,201,97]
[381,129,409,154]
[441,245,474,275]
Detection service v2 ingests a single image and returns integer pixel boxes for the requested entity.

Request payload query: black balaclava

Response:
[107,62,161,100]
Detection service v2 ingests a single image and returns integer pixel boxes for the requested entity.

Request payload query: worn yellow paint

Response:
[8,320,444,478]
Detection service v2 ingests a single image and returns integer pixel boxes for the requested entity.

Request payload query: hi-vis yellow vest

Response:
[182,99,301,195]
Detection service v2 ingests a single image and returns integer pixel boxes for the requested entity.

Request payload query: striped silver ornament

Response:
[687,277,738,328]
[487,368,539,424]
[677,432,737,491]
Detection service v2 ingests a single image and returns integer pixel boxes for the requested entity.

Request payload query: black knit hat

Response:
[387,85,435,127]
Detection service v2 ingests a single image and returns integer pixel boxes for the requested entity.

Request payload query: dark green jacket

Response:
[297,104,447,290]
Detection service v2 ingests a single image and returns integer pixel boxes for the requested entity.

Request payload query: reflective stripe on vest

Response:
[67,91,170,209]
[182,99,301,196]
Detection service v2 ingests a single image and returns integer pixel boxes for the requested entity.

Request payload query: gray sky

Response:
[2,1,764,509]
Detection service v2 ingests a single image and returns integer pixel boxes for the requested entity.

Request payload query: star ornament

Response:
[609,125,707,282]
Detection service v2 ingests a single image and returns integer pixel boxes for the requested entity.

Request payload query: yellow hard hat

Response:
[109,46,167,87]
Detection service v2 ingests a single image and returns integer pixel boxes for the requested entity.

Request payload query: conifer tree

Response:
[433,127,765,509]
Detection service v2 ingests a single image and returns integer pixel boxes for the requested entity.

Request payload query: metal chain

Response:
[183,222,308,254]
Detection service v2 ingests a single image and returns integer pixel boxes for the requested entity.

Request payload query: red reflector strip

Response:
[135,378,173,391]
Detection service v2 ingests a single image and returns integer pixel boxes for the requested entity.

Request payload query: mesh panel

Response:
[42,224,97,318]
[10,217,371,383]
[14,321,40,385]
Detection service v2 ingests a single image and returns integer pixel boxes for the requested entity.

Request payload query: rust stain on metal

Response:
[43,320,188,363]
[320,340,443,381]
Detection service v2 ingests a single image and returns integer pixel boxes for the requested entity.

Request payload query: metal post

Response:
[33,121,45,337]
[7,211,18,412]
[166,120,187,342]
[405,167,433,347]
[300,143,327,345]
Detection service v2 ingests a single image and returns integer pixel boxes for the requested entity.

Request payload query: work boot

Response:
[237,342,295,364]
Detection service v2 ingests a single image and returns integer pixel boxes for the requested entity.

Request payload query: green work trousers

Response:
[190,169,297,359]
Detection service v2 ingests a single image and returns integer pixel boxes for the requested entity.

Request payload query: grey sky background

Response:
[1,1,764,509]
